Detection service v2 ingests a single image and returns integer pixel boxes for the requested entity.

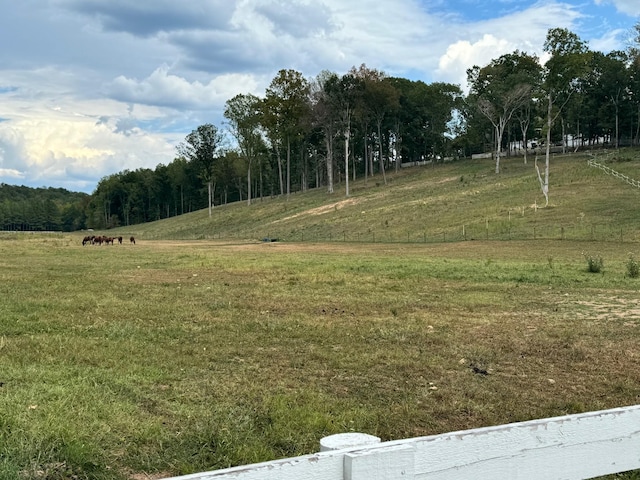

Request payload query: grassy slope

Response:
[113,148,640,243]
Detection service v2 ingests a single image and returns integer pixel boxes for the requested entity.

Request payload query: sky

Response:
[0,0,638,194]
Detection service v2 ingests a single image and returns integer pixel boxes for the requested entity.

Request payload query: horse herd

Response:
[82,235,135,246]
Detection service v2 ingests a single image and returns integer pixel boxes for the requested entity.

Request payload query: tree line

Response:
[0,184,89,231]
[87,64,467,228]
[4,25,640,231]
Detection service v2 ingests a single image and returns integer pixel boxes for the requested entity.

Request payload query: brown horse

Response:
[130,236,136,244]
[117,236,123,244]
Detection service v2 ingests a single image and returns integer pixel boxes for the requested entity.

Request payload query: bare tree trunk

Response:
[521,124,529,164]
[344,129,350,197]
[495,124,502,174]
[635,104,640,146]
[395,119,401,173]
[377,119,387,185]
[325,135,334,194]
[536,93,552,207]
[275,149,284,196]
[286,137,291,198]
[246,161,252,206]
[615,103,619,149]
[363,133,368,183]
[207,181,212,217]
[352,150,355,182]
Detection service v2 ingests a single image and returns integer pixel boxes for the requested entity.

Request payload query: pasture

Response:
[1,234,640,479]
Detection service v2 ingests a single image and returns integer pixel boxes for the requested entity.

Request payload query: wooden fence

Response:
[166,404,640,480]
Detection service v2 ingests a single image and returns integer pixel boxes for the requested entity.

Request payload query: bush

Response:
[584,253,604,273]
[627,254,640,278]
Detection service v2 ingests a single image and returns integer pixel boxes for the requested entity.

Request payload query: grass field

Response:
[2,234,640,479]
[3,149,640,479]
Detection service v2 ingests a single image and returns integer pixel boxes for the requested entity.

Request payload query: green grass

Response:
[3,149,640,479]
[2,236,640,478]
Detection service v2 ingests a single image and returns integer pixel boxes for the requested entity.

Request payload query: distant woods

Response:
[0,184,89,232]
[3,24,640,232]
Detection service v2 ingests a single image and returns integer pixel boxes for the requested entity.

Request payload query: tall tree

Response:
[263,69,310,198]
[538,28,590,206]
[310,70,341,194]
[224,93,265,206]
[590,51,631,149]
[177,124,223,217]
[326,72,362,197]
[467,51,539,173]
[353,65,399,184]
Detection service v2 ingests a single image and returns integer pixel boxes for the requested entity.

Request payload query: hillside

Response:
[111,148,640,244]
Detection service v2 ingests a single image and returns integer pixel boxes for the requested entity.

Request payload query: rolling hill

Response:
[111,148,640,244]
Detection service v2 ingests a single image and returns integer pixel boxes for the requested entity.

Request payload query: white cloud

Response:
[590,28,629,52]
[595,0,640,17]
[0,88,178,192]
[438,34,515,90]
[436,1,583,89]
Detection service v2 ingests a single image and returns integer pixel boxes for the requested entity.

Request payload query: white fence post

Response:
[320,433,381,452]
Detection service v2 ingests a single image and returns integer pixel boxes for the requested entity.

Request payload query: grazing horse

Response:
[82,235,92,246]
[130,236,136,245]
[117,236,123,244]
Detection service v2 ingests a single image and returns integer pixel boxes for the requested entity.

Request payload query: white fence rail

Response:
[166,404,640,480]
[587,158,640,188]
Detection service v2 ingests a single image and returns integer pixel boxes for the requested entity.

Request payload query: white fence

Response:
[587,158,640,189]
[166,404,640,480]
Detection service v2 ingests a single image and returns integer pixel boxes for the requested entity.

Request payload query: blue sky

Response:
[0,0,638,193]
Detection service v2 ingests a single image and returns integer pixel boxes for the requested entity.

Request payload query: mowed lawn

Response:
[1,234,640,479]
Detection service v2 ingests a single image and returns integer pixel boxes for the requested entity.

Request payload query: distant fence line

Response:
[191,220,639,244]
[587,158,640,189]
[253,221,638,244]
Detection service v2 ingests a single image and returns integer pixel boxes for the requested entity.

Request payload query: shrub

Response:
[627,254,640,278]
[584,253,604,273]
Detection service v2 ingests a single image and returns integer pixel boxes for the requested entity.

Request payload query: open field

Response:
[2,234,640,479]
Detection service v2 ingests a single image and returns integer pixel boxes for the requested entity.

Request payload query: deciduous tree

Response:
[177,124,223,217]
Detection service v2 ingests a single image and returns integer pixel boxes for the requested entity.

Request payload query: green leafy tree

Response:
[177,124,223,217]
[310,70,341,194]
[327,72,363,197]
[262,69,310,198]
[538,28,590,206]
[224,93,265,205]
[353,65,399,184]
[467,51,540,173]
